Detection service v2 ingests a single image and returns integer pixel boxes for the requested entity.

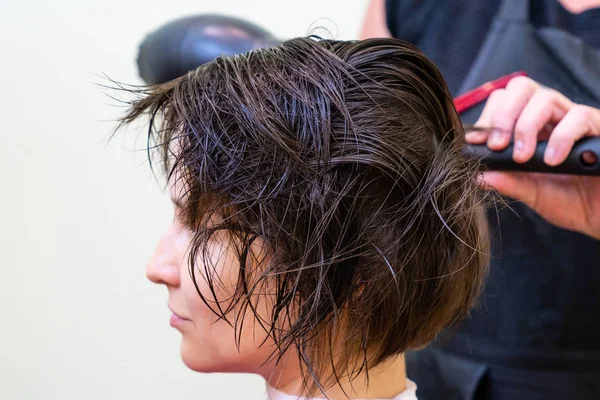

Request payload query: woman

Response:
[116,37,490,399]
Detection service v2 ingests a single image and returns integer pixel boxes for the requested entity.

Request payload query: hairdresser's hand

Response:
[465,76,600,240]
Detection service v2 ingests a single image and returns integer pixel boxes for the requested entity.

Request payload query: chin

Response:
[181,358,217,373]
[178,338,272,375]
[179,340,222,373]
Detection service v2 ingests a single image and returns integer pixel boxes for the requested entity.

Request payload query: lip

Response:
[168,306,189,328]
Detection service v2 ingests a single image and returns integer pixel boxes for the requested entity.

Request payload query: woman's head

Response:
[120,37,489,394]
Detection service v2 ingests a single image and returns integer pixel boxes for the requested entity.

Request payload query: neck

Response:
[263,353,407,400]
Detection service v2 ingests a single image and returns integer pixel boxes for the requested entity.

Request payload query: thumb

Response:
[480,171,540,209]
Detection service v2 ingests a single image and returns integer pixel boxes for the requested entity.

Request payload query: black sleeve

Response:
[385,0,440,43]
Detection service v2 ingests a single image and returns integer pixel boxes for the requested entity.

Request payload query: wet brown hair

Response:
[118,37,489,395]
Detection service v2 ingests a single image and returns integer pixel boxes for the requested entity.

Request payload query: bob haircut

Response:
[118,37,489,394]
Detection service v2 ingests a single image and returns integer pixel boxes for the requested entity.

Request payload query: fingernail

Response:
[514,140,525,160]
[515,141,524,151]
[545,147,558,165]
[489,132,504,147]
[476,173,486,186]
[476,174,491,190]
[477,172,500,190]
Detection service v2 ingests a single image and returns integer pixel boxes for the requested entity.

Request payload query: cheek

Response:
[177,235,278,373]
[181,235,240,318]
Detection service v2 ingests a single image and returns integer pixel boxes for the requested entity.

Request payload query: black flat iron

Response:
[464,137,600,176]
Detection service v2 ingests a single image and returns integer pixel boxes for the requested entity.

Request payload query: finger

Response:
[512,88,572,163]
[545,105,600,166]
[475,89,506,127]
[481,171,597,236]
[479,171,543,223]
[479,171,536,202]
[465,128,489,144]
[468,89,507,144]
[486,77,539,151]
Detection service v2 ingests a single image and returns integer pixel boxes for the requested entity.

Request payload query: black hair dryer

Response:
[137,14,281,85]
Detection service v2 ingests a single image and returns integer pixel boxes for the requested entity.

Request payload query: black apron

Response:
[407,0,600,399]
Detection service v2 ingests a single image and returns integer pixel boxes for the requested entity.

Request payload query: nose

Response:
[146,227,182,287]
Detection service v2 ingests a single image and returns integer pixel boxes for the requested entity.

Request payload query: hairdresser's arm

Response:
[360,0,392,39]
[465,76,600,240]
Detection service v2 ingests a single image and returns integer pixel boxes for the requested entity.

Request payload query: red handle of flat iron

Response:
[453,71,527,113]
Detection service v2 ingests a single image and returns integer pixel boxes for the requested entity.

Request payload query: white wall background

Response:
[0,1,367,399]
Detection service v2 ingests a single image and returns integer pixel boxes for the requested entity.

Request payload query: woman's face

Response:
[145,184,278,375]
